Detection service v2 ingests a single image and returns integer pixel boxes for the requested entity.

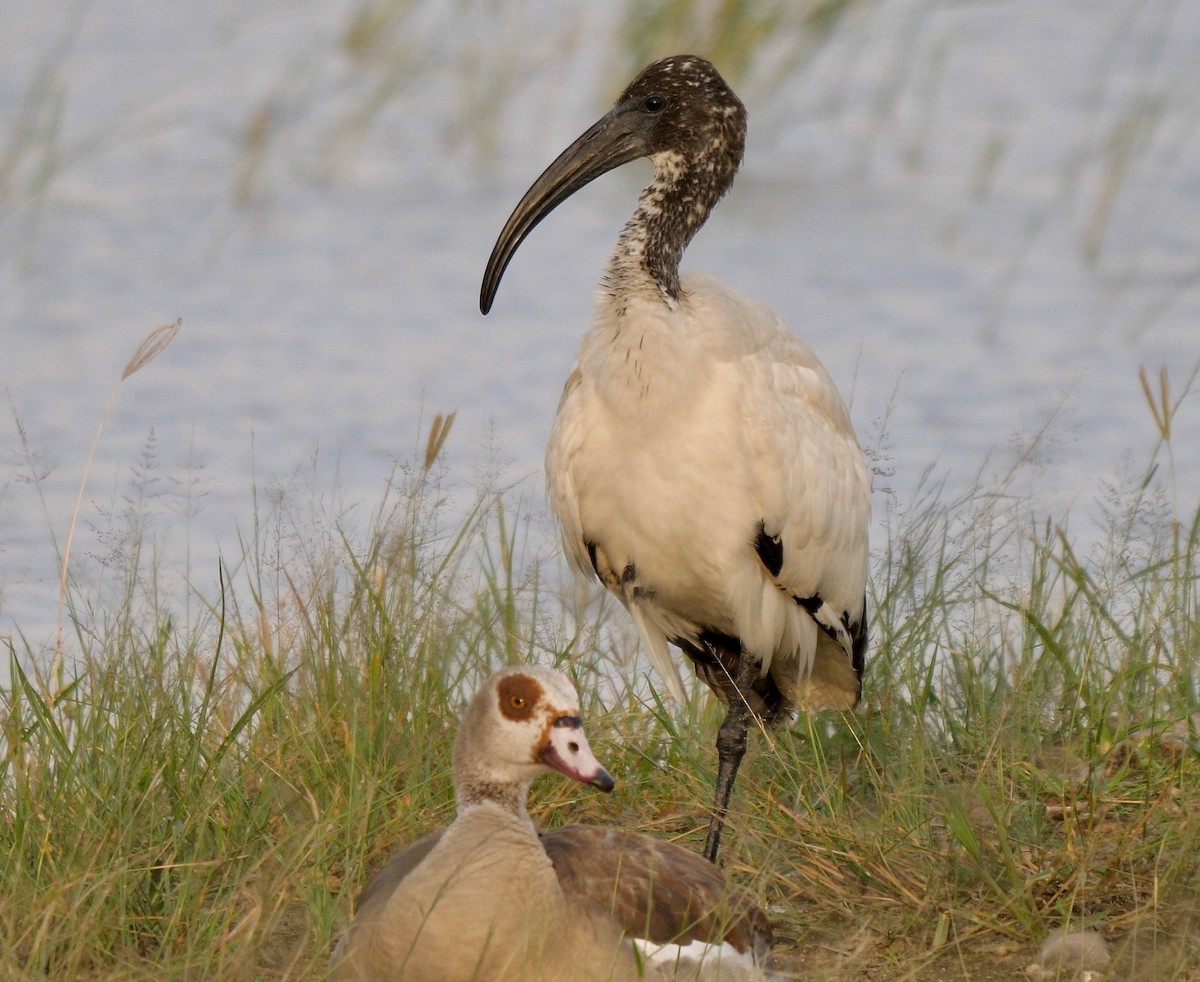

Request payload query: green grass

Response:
[2,389,1198,979]
[3,2,1198,977]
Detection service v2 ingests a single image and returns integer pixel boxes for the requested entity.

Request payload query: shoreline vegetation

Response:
[3,383,1198,978]
[3,0,1199,977]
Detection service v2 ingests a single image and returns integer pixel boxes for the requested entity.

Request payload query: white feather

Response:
[633,937,771,981]
[630,603,688,703]
[547,269,868,707]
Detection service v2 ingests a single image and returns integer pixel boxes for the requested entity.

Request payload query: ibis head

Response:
[480,55,747,314]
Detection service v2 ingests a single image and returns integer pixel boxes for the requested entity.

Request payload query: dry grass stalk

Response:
[53,319,182,684]
[1138,364,1171,441]
[423,411,456,472]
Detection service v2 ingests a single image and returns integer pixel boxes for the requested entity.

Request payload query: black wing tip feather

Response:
[851,594,868,680]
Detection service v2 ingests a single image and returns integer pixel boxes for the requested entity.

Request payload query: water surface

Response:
[2,0,1197,652]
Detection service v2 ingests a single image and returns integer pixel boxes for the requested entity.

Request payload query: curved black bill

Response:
[480,105,651,315]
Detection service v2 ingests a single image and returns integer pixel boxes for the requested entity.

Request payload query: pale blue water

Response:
[2,0,1198,661]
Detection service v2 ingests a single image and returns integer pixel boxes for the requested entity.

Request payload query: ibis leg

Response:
[703,654,759,864]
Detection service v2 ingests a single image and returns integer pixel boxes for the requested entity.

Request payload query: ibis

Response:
[480,55,869,864]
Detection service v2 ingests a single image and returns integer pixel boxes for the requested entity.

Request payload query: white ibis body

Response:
[481,55,869,864]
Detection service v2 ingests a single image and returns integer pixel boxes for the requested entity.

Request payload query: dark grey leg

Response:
[703,654,759,864]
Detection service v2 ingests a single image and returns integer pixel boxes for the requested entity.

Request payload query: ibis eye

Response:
[644,94,667,113]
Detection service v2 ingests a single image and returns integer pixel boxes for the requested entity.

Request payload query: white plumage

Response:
[482,55,869,863]
[548,270,868,707]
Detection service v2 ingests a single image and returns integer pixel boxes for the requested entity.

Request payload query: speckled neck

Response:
[454,771,533,819]
[604,96,745,307]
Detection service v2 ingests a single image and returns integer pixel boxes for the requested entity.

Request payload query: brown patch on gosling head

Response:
[496,673,543,723]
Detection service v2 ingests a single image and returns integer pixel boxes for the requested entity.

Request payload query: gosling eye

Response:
[643,94,667,113]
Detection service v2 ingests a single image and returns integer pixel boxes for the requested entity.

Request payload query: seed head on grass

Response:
[422,411,455,473]
[120,319,181,380]
[54,319,182,685]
